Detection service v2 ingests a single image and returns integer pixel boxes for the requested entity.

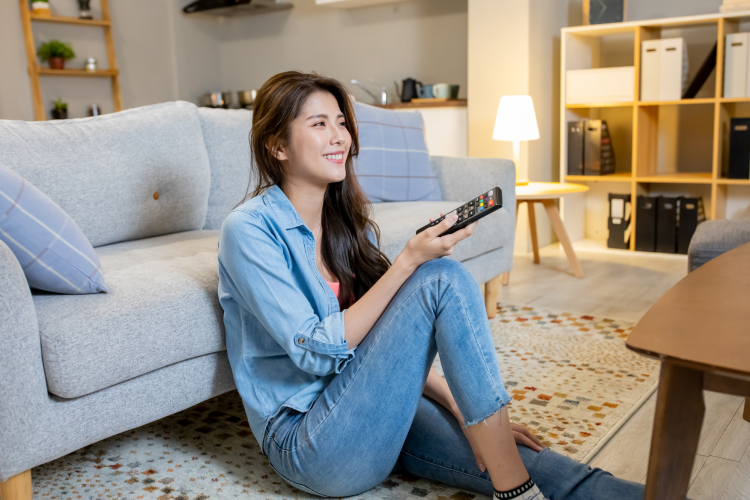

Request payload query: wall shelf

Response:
[38,69,119,77]
[30,14,111,27]
[560,10,750,251]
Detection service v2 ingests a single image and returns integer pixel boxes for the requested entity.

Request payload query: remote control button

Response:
[469,200,475,207]
[487,190,492,196]
[489,200,494,207]
[479,195,484,199]
[475,197,480,203]
[458,215,464,222]
[479,206,484,211]
[430,221,437,226]
[469,209,475,216]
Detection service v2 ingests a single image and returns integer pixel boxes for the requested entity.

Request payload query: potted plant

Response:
[37,40,75,70]
[51,98,67,120]
[31,0,51,18]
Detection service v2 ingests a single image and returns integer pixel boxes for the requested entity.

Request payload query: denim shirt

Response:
[217,184,361,452]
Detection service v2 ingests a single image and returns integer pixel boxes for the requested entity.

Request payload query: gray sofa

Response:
[0,101,516,494]
[687,219,750,272]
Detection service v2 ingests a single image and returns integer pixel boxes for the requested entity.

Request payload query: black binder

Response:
[567,121,585,176]
[607,193,631,250]
[728,118,750,179]
[635,195,658,252]
[583,120,616,175]
[656,196,677,254]
[676,197,705,254]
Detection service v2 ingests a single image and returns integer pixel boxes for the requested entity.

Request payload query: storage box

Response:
[565,67,635,104]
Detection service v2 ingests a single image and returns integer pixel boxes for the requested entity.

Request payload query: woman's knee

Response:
[416,257,473,284]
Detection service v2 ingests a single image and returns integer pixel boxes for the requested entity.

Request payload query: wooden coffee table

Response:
[626,241,750,500]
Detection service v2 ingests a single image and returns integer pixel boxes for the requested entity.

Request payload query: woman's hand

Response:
[454,408,545,473]
[394,212,478,272]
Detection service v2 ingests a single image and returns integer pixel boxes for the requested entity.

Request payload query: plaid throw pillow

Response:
[0,162,108,294]
[353,101,442,202]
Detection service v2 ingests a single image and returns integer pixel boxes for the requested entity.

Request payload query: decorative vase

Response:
[49,57,65,70]
[31,2,51,17]
[51,108,68,120]
[83,57,97,72]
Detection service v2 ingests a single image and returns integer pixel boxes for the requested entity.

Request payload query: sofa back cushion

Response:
[0,101,211,247]
[353,101,442,202]
[198,107,255,230]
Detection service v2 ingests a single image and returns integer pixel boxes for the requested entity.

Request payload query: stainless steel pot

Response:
[198,92,233,108]
[237,90,257,109]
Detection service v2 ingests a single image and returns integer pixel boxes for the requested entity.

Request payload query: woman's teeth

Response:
[324,154,343,160]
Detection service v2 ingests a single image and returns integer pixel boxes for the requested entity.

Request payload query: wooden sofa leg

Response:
[0,469,32,500]
[484,275,502,319]
[744,397,750,423]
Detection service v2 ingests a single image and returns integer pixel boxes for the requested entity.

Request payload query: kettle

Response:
[401,78,423,102]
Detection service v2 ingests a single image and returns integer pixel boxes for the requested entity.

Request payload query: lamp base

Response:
[515,179,530,186]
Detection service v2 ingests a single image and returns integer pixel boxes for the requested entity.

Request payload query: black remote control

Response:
[416,187,503,236]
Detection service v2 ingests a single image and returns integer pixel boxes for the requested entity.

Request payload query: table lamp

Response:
[492,95,540,186]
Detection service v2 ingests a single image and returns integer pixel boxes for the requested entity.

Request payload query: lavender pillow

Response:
[0,162,108,294]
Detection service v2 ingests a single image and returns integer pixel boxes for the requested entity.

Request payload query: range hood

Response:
[183,0,293,17]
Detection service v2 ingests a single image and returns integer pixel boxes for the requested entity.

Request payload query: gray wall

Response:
[219,0,468,105]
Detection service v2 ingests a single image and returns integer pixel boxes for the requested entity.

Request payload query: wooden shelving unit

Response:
[560,10,750,251]
[19,0,122,121]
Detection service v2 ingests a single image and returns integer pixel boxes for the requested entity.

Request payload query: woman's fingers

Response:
[429,212,446,223]
[513,431,543,452]
[511,424,546,449]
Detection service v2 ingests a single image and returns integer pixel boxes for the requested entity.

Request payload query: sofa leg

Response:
[744,398,750,423]
[484,275,502,319]
[0,470,32,500]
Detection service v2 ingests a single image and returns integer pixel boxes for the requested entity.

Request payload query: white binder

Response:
[725,33,749,98]
[659,38,687,101]
[640,39,662,102]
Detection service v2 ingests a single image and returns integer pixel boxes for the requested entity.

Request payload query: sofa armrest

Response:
[0,240,49,480]
[688,220,750,273]
[431,156,517,220]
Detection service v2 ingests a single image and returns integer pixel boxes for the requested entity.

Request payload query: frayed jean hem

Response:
[462,393,512,429]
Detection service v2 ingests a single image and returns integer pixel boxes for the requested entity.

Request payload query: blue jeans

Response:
[262,259,644,499]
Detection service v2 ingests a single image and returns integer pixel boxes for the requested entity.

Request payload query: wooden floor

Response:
[498,241,750,499]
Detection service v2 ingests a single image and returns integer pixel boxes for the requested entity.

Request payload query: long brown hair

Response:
[236,71,391,309]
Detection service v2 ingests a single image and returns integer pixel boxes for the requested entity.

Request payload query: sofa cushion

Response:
[371,201,512,263]
[353,102,442,203]
[0,163,107,294]
[33,230,224,398]
[198,107,255,231]
[0,101,211,248]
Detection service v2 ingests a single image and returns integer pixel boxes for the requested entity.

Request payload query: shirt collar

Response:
[262,184,306,230]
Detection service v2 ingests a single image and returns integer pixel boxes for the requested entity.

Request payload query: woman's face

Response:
[274,91,352,189]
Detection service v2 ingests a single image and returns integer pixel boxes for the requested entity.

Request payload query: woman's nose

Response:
[331,126,345,145]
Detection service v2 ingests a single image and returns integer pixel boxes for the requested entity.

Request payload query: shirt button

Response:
[298,338,305,344]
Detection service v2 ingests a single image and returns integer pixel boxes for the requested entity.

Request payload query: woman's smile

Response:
[323,150,346,164]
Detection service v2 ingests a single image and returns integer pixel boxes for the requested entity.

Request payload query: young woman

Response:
[217,71,645,500]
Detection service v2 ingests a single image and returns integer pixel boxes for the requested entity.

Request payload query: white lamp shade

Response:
[492,95,540,142]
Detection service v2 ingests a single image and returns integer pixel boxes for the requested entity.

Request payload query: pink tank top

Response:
[326,281,340,299]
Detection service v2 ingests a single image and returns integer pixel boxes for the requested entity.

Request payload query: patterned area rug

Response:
[31,303,658,500]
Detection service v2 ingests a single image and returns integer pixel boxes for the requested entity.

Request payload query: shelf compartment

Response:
[565,173,633,182]
[636,172,713,183]
[38,69,118,77]
[30,14,110,27]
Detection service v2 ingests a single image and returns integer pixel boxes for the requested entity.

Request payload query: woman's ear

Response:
[267,140,288,162]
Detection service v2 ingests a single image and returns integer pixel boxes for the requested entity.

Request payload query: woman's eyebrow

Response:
[306,113,345,120]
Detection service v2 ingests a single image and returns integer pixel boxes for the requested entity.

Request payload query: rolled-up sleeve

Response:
[219,210,356,377]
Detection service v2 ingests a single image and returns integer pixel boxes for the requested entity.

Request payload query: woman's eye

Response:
[339,121,346,127]
[314,122,324,126]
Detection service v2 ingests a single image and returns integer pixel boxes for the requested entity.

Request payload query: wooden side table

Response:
[502,182,589,285]
[626,242,750,500]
